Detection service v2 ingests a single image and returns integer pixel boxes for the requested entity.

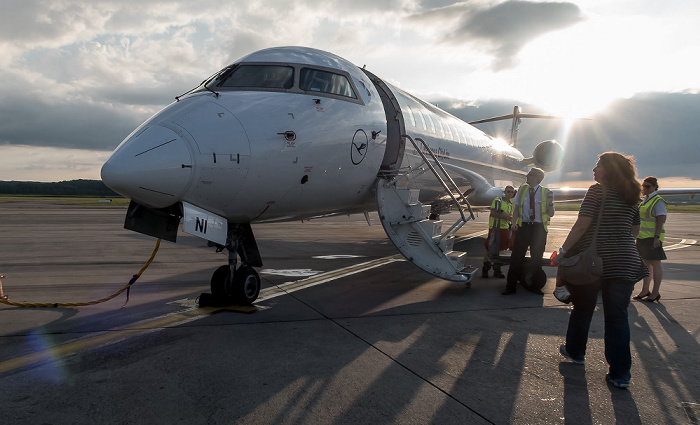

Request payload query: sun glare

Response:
[511,15,663,118]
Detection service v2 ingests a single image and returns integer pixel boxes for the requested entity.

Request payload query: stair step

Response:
[438,235,455,253]
[396,188,420,205]
[416,219,442,238]
[407,204,431,220]
[446,251,467,270]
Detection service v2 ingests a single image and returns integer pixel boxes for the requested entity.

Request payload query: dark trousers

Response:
[506,222,547,291]
[565,279,635,382]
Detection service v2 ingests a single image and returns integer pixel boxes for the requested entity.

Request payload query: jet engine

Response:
[521,140,564,172]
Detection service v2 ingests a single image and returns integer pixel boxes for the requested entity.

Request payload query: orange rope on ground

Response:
[0,239,161,308]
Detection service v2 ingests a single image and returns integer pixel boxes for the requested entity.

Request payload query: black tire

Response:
[234,266,260,305]
[210,265,233,297]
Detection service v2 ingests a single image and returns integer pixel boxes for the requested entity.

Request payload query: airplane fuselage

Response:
[102,47,534,224]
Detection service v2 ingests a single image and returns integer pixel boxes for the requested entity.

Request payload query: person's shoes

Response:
[554,286,572,303]
[632,291,650,300]
[492,266,505,278]
[559,344,585,364]
[605,374,630,389]
[501,288,516,295]
[644,294,661,303]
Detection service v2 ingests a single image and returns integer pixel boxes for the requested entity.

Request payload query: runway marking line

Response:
[665,239,697,251]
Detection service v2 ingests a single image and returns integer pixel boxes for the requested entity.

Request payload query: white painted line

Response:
[260,269,323,277]
[312,255,366,259]
[666,239,697,251]
[258,256,405,302]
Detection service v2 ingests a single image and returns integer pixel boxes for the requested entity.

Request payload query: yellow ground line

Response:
[0,307,219,373]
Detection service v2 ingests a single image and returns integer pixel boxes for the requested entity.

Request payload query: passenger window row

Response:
[402,102,492,148]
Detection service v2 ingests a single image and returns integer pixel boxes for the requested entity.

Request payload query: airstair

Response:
[376,135,478,283]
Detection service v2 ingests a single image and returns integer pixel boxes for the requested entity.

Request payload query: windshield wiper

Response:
[176,70,224,101]
[204,84,220,98]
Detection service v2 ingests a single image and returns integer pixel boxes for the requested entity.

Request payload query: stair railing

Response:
[397,134,476,243]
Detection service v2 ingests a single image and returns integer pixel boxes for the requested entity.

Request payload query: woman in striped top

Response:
[553,152,649,389]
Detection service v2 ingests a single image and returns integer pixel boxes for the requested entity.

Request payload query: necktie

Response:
[529,187,536,221]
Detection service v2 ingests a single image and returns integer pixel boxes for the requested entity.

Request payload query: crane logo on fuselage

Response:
[351,129,369,165]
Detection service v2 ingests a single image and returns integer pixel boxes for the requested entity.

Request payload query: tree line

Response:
[0,180,120,197]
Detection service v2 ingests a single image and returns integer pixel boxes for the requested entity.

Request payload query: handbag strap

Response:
[589,187,607,254]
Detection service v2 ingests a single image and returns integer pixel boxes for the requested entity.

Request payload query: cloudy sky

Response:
[1,0,699,186]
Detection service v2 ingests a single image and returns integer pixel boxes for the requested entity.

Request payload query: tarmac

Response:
[0,199,699,424]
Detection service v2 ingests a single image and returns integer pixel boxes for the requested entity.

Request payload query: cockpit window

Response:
[218,65,294,89]
[300,68,356,99]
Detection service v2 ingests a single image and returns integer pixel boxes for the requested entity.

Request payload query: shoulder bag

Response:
[559,189,606,285]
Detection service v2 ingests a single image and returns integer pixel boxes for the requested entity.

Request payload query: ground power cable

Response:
[262,274,496,424]
[0,239,161,308]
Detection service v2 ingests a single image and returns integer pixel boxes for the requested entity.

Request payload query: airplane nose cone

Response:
[101,125,193,208]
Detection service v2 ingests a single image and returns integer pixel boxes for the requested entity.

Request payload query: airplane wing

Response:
[550,187,700,203]
[550,188,589,202]
[658,188,700,198]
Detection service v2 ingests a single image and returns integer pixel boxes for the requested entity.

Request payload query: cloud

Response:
[414,1,585,70]
[1,0,698,185]
[434,92,700,183]
[0,0,411,153]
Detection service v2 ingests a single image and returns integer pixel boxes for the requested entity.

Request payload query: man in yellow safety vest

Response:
[502,167,555,295]
[482,185,515,278]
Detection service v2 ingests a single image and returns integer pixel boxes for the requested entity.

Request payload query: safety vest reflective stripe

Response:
[515,184,551,232]
[638,194,665,242]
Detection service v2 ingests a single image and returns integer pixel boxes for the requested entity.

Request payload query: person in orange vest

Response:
[502,167,554,295]
[633,176,667,302]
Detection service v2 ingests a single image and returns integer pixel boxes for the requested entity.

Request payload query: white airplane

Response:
[99,46,693,305]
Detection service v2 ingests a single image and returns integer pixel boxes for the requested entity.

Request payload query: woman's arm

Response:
[552,215,593,266]
[561,216,593,252]
[631,224,640,239]
[653,214,666,247]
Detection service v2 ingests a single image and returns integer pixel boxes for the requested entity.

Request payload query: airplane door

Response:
[362,70,405,176]
[173,101,250,209]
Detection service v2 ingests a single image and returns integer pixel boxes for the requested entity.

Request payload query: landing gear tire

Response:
[234,266,260,306]
[209,265,261,305]
[210,265,233,297]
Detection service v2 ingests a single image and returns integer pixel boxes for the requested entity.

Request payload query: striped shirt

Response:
[568,184,649,281]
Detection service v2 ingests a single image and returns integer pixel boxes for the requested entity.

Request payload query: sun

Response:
[511,16,660,118]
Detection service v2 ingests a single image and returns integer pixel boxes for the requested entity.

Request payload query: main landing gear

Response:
[201,223,263,306]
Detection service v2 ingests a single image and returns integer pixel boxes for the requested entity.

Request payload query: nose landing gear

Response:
[210,264,261,305]
[200,223,263,307]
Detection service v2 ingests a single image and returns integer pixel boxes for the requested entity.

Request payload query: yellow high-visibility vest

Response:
[515,184,552,232]
[638,194,665,242]
[489,197,514,230]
